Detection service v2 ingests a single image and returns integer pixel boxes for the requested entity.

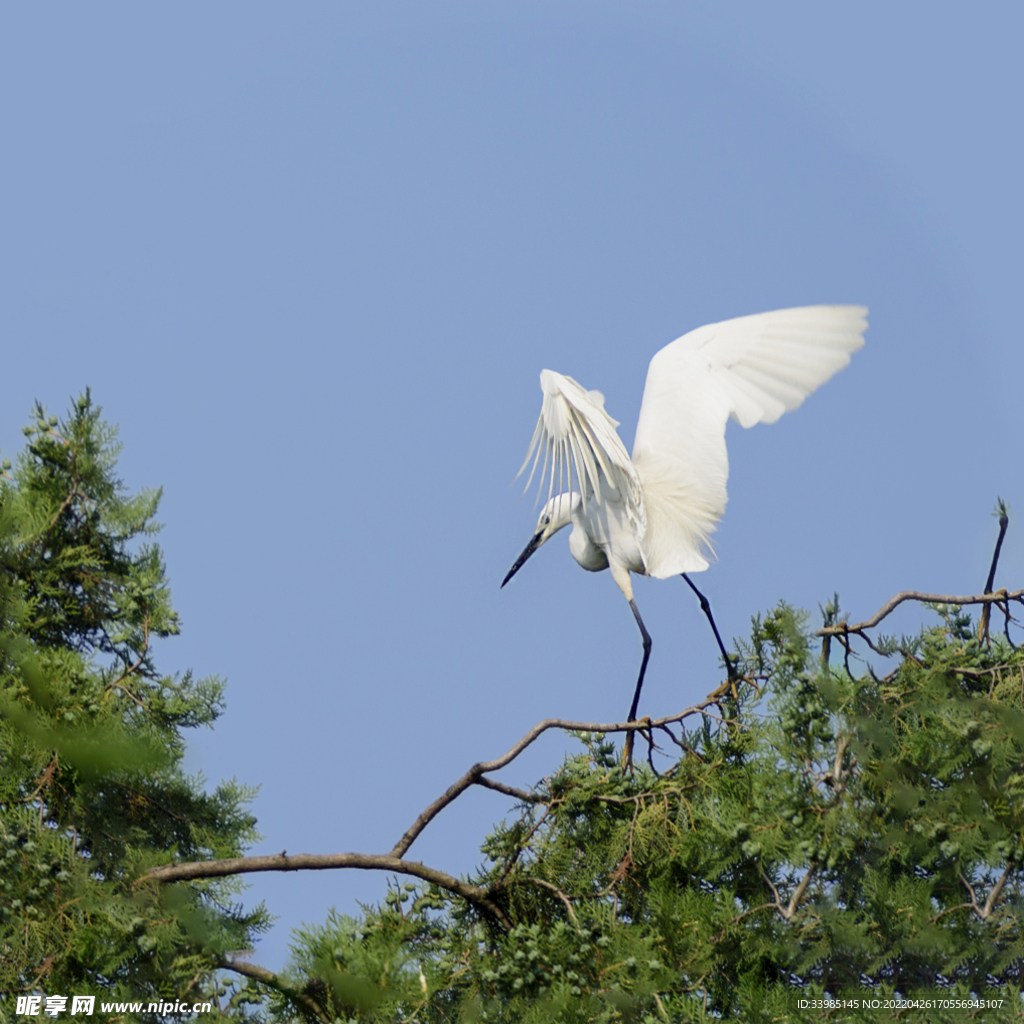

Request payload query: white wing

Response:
[632,305,867,578]
[519,369,646,534]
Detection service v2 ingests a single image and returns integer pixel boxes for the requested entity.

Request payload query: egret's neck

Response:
[546,491,580,534]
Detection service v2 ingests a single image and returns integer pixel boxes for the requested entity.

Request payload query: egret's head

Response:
[533,492,578,540]
[501,492,578,589]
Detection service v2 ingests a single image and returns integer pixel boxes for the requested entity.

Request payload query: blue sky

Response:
[2,3,1021,973]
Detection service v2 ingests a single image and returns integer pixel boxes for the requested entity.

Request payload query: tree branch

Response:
[142,852,512,929]
[508,876,579,925]
[983,864,1013,919]
[138,700,728,938]
[785,863,818,920]
[756,864,817,922]
[820,733,852,796]
[937,868,1015,924]
[974,864,1015,921]
[473,776,544,804]
[817,590,1024,638]
[220,958,329,1022]
[389,701,724,858]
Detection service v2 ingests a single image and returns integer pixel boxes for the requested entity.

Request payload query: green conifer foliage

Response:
[276,603,1024,1023]
[6,394,1021,1024]
[0,394,266,1013]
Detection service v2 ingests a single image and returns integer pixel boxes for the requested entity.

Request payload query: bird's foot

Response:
[707,670,749,705]
[620,717,652,772]
[707,678,736,703]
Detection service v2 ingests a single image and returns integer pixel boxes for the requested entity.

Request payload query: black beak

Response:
[501,532,544,588]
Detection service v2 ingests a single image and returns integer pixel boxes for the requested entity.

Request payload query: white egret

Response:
[501,305,867,745]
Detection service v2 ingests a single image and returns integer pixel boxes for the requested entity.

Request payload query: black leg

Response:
[625,597,652,721]
[622,598,652,770]
[681,574,738,681]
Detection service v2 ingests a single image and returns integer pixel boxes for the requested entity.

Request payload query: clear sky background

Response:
[2,3,1021,973]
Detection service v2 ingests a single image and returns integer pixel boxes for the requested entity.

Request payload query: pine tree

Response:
[6,394,1022,1023]
[268,566,1024,1022]
[0,394,267,1016]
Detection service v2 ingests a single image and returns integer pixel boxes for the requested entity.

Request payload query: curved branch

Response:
[138,698,729,942]
[221,958,329,1022]
[816,590,1024,638]
[756,863,817,922]
[139,697,732,942]
[510,876,579,925]
[390,699,724,858]
[142,852,512,929]
[942,866,1016,923]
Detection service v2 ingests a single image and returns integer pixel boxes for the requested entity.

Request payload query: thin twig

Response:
[652,991,672,1023]
[494,807,552,887]
[645,728,662,776]
[104,681,147,710]
[954,665,1016,679]
[107,611,151,692]
[656,723,685,751]
[761,872,782,909]
[1003,600,1019,649]
[510,877,579,925]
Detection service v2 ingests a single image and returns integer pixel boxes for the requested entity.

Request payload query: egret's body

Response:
[502,305,868,734]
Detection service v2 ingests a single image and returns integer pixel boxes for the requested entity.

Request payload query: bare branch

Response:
[930,868,1013,924]
[756,865,817,922]
[141,852,512,929]
[817,590,1024,638]
[821,734,852,796]
[390,700,725,858]
[930,901,975,924]
[473,776,544,804]
[786,863,818,920]
[761,871,782,910]
[983,865,1013,920]
[221,958,329,1022]
[136,701,731,943]
[510,876,579,925]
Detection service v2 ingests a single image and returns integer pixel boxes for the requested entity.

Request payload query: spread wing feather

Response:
[519,369,646,536]
[632,305,867,578]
